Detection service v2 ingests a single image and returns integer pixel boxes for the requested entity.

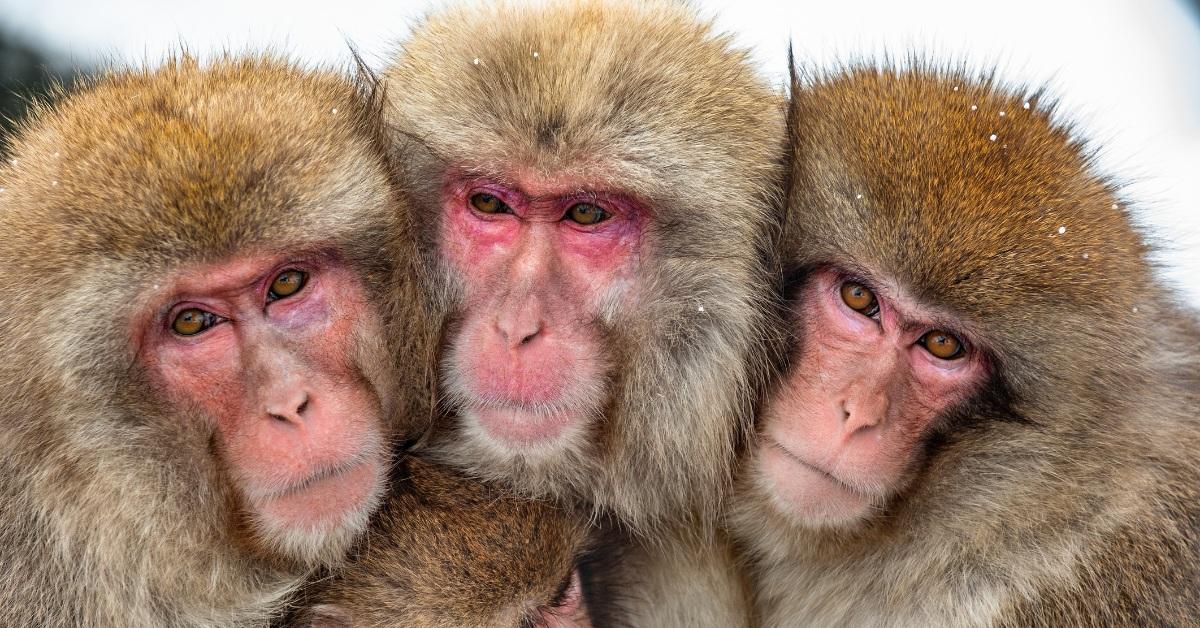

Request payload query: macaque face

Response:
[138,251,389,559]
[755,268,987,528]
[439,173,646,455]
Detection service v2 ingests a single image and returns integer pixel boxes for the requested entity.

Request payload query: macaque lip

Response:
[254,457,383,530]
[767,438,857,494]
[472,405,579,446]
[760,437,878,527]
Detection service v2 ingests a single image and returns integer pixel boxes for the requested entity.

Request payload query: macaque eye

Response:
[268,269,307,301]
[565,202,609,225]
[920,330,965,360]
[171,308,217,336]
[469,192,509,214]
[840,281,879,317]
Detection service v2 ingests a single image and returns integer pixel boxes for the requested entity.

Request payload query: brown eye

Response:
[920,330,964,360]
[840,281,879,317]
[269,269,306,300]
[565,202,608,225]
[171,308,214,336]
[470,192,507,214]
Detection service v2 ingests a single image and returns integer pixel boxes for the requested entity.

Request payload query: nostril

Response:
[269,413,289,423]
[297,398,309,415]
[520,331,538,345]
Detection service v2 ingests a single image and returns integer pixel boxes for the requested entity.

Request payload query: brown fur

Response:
[383,0,786,535]
[730,62,1200,626]
[285,456,597,628]
[0,56,428,626]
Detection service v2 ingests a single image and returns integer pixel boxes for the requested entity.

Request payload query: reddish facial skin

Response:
[538,569,592,628]
[139,252,387,537]
[757,268,987,528]
[440,173,646,450]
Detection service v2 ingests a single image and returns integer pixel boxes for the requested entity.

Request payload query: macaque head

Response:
[387,0,785,525]
[745,65,1154,531]
[292,457,609,628]
[0,56,408,566]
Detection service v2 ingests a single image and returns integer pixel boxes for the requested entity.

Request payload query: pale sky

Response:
[3,0,1198,305]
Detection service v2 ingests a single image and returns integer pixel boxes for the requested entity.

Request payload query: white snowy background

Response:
[2,0,1197,306]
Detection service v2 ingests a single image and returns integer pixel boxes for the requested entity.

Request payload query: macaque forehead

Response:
[389,0,783,210]
[3,58,392,262]
[788,67,1150,318]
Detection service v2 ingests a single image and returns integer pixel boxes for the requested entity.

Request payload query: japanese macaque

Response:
[0,57,425,625]
[384,0,785,531]
[286,456,622,628]
[730,64,1200,625]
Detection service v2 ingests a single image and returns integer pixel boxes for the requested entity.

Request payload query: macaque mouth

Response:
[766,437,869,498]
[470,402,585,445]
[259,458,375,502]
[244,440,385,507]
[249,454,384,531]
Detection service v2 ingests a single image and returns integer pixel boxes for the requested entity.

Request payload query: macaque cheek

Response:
[555,218,644,276]
[438,193,520,273]
[148,328,246,429]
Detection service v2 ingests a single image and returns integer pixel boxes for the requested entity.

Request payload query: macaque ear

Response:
[307,604,353,628]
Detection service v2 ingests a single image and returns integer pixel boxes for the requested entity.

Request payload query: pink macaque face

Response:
[756,267,988,528]
[138,251,388,555]
[439,173,646,453]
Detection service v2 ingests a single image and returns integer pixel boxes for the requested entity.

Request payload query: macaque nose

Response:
[841,394,888,434]
[495,298,544,349]
[265,385,311,425]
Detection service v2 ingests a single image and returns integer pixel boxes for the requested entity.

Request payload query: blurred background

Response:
[0,0,1196,305]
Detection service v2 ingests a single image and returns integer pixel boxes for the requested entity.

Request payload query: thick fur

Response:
[0,56,425,626]
[284,456,595,628]
[612,527,754,627]
[730,63,1200,627]
[383,0,786,534]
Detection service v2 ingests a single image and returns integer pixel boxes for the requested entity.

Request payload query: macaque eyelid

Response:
[464,185,520,210]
